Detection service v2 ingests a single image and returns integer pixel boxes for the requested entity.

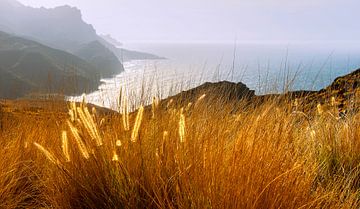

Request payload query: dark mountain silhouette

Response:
[0,0,97,52]
[115,48,166,62]
[0,31,102,99]
[97,38,165,62]
[100,34,123,47]
[0,0,163,61]
[74,41,124,78]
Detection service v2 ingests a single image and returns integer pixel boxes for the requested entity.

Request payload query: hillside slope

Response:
[0,0,163,61]
[0,31,102,99]
[74,41,124,78]
[0,0,97,52]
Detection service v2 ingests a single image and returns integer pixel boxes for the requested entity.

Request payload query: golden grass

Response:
[0,93,359,208]
[62,131,70,162]
[131,105,144,142]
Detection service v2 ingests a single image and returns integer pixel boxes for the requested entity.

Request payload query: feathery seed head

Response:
[293,99,299,107]
[331,97,336,106]
[67,120,90,159]
[317,103,323,115]
[116,140,122,147]
[112,150,119,161]
[167,99,173,108]
[310,130,316,139]
[68,110,75,122]
[131,106,144,142]
[120,92,130,131]
[92,107,97,115]
[99,118,106,126]
[77,107,103,146]
[34,142,60,165]
[185,102,192,111]
[152,96,159,119]
[195,94,206,106]
[81,94,86,107]
[179,113,186,143]
[163,131,169,141]
[197,94,206,102]
[61,131,70,162]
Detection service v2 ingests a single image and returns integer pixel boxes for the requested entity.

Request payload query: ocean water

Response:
[75,42,360,110]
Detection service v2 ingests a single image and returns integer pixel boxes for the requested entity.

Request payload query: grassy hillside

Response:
[0,69,359,208]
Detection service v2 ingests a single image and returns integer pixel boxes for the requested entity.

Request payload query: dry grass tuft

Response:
[0,91,359,208]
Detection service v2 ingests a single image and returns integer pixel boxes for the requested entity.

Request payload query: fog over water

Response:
[16,0,360,109]
[73,42,360,110]
[17,0,360,43]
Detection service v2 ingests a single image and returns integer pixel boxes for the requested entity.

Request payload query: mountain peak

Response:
[0,0,24,8]
[51,5,82,18]
[0,1,98,51]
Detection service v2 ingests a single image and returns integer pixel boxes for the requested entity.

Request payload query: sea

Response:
[74,41,360,110]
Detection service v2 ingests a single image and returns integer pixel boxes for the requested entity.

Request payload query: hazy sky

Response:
[17,0,360,43]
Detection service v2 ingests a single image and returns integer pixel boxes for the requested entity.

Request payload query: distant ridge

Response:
[0,0,166,99]
[0,0,97,51]
[0,31,102,99]
[74,41,125,78]
[97,38,165,62]
[0,0,164,62]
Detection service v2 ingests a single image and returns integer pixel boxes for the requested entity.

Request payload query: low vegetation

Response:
[0,88,359,208]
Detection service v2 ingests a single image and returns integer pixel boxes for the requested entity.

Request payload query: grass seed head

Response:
[179,113,186,143]
[76,107,103,146]
[112,150,119,161]
[61,131,70,162]
[163,131,169,141]
[116,140,122,147]
[131,106,144,142]
[152,96,159,119]
[331,97,336,106]
[317,103,323,115]
[34,142,60,165]
[121,95,130,131]
[67,120,90,159]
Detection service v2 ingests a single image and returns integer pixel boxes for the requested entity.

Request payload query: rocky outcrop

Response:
[315,68,360,112]
[161,81,255,108]
[162,68,360,114]
[263,68,360,113]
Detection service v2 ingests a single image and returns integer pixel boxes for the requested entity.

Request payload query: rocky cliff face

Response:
[0,0,98,52]
[159,81,255,108]
[0,0,163,61]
